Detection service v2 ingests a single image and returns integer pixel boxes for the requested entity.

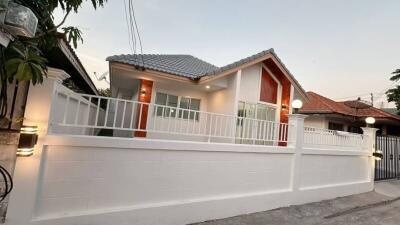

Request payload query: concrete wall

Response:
[304,116,328,129]
[6,133,374,225]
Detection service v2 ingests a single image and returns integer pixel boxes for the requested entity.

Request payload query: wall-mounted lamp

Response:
[291,99,303,114]
[373,150,383,161]
[281,104,288,110]
[140,88,146,97]
[365,117,375,127]
[0,1,38,38]
[17,125,38,157]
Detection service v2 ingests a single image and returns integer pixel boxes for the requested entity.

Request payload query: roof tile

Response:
[300,92,400,121]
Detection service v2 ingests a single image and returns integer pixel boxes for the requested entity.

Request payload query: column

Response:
[6,68,70,225]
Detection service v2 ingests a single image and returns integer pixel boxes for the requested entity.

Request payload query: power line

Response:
[334,82,398,101]
[123,0,134,53]
[123,0,145,66]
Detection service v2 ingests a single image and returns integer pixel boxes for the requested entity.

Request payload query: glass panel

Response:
[179,97,190,119]
[189,98,200,120]
[256,104,267,120]
[166,94,178,117]
[155,93,167,116]
[238,101,245,117]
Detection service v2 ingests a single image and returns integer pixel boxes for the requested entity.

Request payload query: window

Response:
[237,101,276,121]
[328,122,344,131]
[348,126,362,134]
[154,92,200,120]
[155,92,178,117]
[179,97,200,120]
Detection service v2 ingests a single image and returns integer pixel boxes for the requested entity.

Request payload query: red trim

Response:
[263,59,292,146]
[134,79,153,137]
[260,68,278,104]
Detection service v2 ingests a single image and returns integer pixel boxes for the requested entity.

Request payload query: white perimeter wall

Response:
[6,135,374,225]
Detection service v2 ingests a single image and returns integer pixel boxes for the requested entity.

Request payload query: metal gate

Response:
[375,135,400,181]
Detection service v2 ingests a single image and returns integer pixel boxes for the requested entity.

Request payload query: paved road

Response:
[190,181,400,225]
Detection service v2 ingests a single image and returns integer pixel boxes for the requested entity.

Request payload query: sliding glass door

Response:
[236,101,278,144]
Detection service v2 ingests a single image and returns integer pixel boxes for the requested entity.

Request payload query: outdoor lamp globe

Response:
[291,99,303,113]
[365,117,376,125]
[292,99,303,109]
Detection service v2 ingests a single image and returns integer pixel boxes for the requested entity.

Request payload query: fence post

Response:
[361,127,379,184]
[288,114,307,198]
[287,114,307,148]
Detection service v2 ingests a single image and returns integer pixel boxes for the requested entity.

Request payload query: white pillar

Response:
[361,127,379,184]
[287,114,307,195]
[287,114,307,148]
[361,127,378,153]
[6,68,69,225]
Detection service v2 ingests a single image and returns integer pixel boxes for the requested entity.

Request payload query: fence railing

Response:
[303,127,367,150]
[49,85,291,145]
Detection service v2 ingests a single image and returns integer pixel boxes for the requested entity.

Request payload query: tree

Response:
[0,0,107,121]
[386,69,400,115]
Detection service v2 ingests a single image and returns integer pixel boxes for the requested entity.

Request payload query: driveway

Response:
[190,180,400,225]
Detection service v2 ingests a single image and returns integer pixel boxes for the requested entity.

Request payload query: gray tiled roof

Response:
[106,49,275,80]
[106,54,219,79]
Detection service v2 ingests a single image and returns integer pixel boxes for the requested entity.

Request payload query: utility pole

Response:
[371,93,374,107]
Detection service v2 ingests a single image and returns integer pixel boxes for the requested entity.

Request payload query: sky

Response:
[55,0,400,108]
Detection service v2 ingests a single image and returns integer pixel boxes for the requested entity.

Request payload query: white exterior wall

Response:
[304,116,328,129]
[207,73,238,115]
[7,133,374,225]
[239,63,262,103]
[304,115,354,131]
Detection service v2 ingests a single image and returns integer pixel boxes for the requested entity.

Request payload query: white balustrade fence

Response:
[49,85,290,145]
[304,127,367,150]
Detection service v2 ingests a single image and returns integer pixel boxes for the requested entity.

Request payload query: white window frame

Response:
[153,91,201,121]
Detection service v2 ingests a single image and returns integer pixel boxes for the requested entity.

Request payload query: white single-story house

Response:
[6,48,379,225]
[106,49,309,142]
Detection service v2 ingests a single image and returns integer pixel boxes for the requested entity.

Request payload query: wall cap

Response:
[46,68,70,81]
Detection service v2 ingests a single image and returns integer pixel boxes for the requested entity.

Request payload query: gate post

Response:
[6,69,70,225]
[288,114,307,197]
[361,127,379,184]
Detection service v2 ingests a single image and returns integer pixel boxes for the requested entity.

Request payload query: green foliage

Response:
[386,69,400,115]
[98,88,111,97]
[3,0,108,85]
[62,26,83,48]
[4,42,48,85]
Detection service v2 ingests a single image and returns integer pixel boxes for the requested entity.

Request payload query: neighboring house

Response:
[300,92,400,136]
[48,34,99,95]
[106,49,308,140]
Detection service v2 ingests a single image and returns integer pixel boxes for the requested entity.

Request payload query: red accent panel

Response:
[260,68,278,104]
[263,59,292,146]
[134,79,153,137]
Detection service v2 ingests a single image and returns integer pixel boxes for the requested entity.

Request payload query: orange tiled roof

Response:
[300,92,400,121]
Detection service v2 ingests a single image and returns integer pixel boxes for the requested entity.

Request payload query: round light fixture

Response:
[205,85,210,89]
[365,117,376,125]
[291,99,303,109]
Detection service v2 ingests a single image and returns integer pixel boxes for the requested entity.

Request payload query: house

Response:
[106,49,309,141]
[300,92,400,136]
[6,48,379,225]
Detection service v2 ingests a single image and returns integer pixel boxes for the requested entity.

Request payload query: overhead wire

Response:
[124,0,145,67]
